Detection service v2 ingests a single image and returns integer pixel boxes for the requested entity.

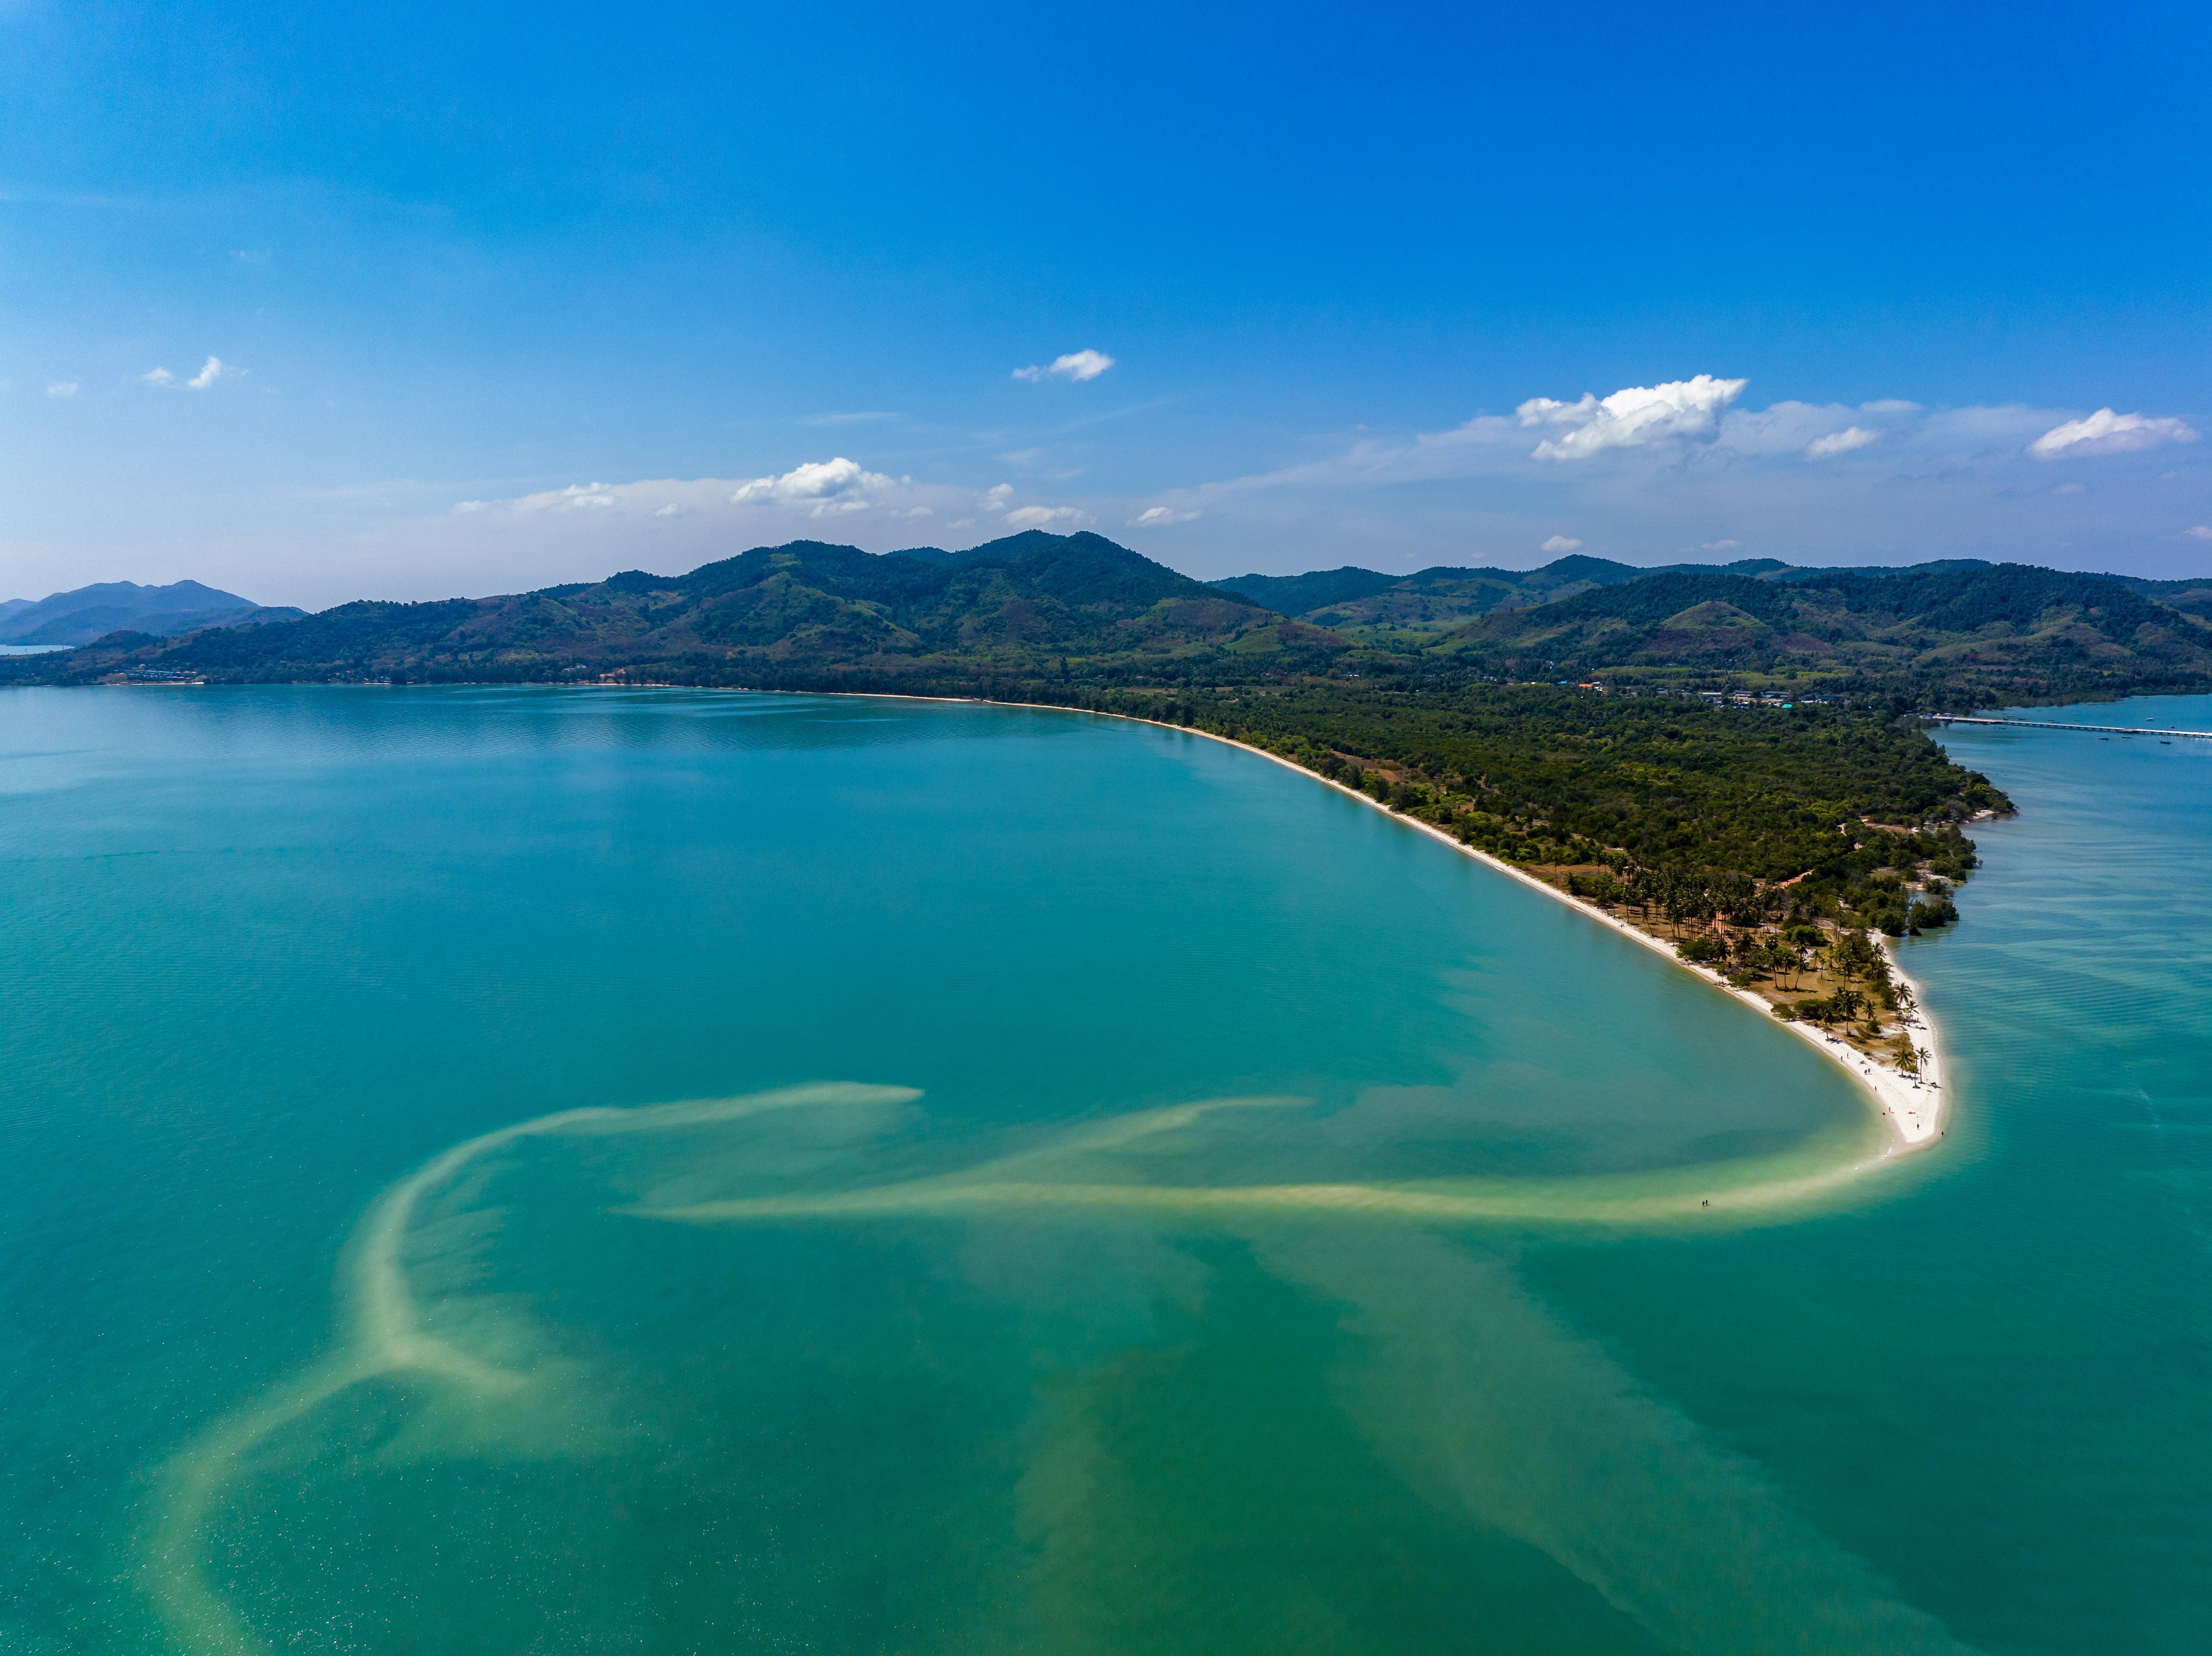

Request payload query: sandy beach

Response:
[1153,719,1952,1153]
[615,682,1953,1153]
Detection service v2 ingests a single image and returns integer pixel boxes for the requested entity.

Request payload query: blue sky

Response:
[4,0,2209,607]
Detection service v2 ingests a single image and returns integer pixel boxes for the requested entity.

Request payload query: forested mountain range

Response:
[1209,554,2212,703]
[3,532,1302,685]
[1208,554,1656,630]
[1432,562,2212,704]
[6,533,2207,711]
[1205,554,2011,642]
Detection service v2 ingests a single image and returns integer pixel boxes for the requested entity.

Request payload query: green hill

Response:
[2115,573,2212,621]
[1210,554,1654,641]
[1430,563,2212,705]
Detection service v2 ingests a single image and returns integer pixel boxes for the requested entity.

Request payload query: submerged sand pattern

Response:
[146,1083,1968,1655]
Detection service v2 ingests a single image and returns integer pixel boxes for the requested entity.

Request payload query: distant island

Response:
[0,579,304,649]
[11,529,2209,1124]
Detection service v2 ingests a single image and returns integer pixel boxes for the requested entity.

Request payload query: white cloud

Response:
[797,410,900,426]
[1700,539,1741,552]
[45,381,77,398]
[233,248,271,265]
[537,483,618,510]
[388,471,990,578]
[981,483,1014,512]
[2029,407,2199,460]
[1719,401,1911,457]
[728,456,892,516]
[1197,384,2199,513]
[1002,505,1087,530]
[2186,526,2212,541]
[1012,349,1115,383]
[1805,425,1880,458]
[2053,482,2086,495]
[1086,378,2212,582]
[1539,534,1583,552]
[141,356,236,391]
[1518,374,1746,460]
[1132,506,1200,527]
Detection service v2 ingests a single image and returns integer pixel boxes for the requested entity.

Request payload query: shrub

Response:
[1909,896,1958,929]
[1568,873,1626,905]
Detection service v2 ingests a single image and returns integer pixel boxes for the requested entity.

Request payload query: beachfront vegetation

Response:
[1062,680,2001,883]
[1026,678,1985,1058]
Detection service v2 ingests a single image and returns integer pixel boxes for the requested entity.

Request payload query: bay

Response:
[1,684,2205,1652]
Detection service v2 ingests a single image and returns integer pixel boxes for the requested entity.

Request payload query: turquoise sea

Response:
[2,685,2207,1653]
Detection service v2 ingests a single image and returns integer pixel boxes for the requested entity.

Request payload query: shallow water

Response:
[1,685,2204,1652]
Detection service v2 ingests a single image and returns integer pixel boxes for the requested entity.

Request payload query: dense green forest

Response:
[1205,552,2212,707]
[1044,681,1998,932]
[1041,678,1995,1054]
[1427,563,2212,705]
[1208,553,1656,630]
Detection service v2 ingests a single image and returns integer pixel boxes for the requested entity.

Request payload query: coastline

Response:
[839,688,1954,1154]
[1166,720,1950,1153]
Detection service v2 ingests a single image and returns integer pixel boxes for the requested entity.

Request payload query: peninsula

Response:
[1074,706,1956,1148]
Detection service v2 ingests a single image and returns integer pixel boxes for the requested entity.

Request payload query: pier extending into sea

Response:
[1923,715,2212,740]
